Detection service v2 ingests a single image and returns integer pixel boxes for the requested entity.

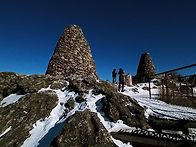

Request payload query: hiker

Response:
[118,68,125,92]
[112,69,117,84]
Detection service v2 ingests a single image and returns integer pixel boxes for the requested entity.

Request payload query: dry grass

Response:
[159,84,196,108]
[159,95,196,108]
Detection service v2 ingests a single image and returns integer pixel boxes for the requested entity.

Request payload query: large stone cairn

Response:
[136,52,156,83]
[46,25,98,80]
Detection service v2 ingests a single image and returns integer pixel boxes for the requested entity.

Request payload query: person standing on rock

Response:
[112,69,117,84]
[118,68,125,92]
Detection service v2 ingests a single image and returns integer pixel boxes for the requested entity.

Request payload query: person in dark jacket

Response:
[118,68,125,92]
[112,69,117,84]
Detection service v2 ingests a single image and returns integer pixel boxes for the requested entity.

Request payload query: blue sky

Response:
[0,0,195,80]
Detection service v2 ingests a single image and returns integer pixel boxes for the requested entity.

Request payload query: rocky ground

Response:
[0,72,148,147]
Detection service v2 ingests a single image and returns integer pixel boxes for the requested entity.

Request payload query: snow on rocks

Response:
[19,80,196,146]
[0,94,24,107]
[21,86,77,147]
[22,87,134,147]
[81,90,134,146]
[123,82,159,97]
[81,90,133,132]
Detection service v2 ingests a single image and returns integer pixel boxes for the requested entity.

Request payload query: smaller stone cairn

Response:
[136,52,156,83]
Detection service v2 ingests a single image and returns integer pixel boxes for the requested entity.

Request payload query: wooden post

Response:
[161,79,165,99]
[165,73,169,103]
[191,85,194,98]
[186,83,189,98]
[179,82,182,98]
[148,78,152,99]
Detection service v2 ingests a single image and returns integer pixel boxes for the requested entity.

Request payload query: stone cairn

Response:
[136,52,156,83]
[46,25,98,80]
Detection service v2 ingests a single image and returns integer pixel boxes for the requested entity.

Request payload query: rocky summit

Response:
[46,25,98,80]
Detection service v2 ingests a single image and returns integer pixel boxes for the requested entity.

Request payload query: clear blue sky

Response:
[0,0,195,80]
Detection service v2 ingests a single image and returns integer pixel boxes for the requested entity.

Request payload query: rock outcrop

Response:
[0,72,148,146]
[0,92,58,146]
[136,52,156,83]
[51,110,116,147]
[65,78,148,129]
[0,72,66,100]
[46,25,98,80]
[101,92,148,129]
[0,72,60,146]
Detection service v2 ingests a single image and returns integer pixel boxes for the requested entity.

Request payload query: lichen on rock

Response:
[50,110,117,147]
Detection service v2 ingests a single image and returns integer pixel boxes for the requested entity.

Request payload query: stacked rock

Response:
[46,25,98,80]
[136,52,156,83]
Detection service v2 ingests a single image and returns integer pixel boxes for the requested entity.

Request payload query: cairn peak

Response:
[65,24,83,34]
[46,25,98,80]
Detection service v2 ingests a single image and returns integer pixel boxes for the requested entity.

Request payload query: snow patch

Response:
[122,84,196,120]
[193,87,196,97]
[112,138,133,147]
[108,120,135,133]
[144,108,153,119]
[0,94,24,107]
[38,85,52,92]
[85,90,104,112]
[189,128,196,136]
[147,128,155,132]
[0,126,12,138]
[162,130,183,135]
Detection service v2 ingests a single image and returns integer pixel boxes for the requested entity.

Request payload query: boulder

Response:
[51,110,116,147]
[101,93,148,129]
